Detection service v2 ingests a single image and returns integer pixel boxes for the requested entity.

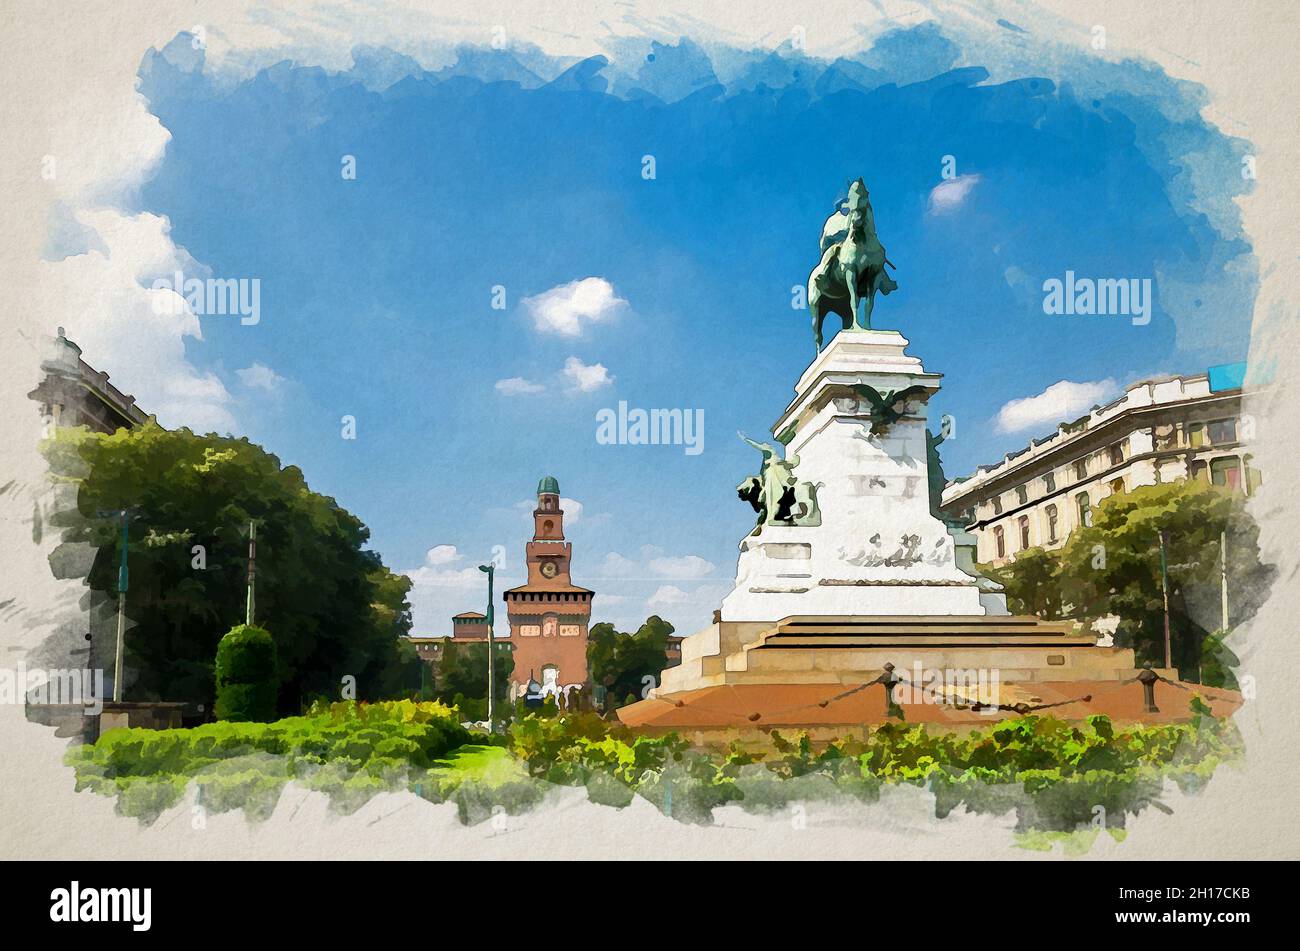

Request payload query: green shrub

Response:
[504,702,1242,834]
[68,695,1243,841]
[214,624,278,722]
[68,700,470,822]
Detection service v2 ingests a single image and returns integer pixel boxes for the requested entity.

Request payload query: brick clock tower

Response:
[503,476,593,700]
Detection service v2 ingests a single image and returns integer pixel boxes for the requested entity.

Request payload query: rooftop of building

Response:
[537,475,560,495]
[503,582,594,596]
[942,362,1252,503]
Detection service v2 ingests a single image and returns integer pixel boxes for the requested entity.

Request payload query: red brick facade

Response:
[502,477,593,697]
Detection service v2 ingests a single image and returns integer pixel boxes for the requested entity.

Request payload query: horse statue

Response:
[806,178,898,352]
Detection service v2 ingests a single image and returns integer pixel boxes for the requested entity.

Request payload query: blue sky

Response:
[62,23,1256,635]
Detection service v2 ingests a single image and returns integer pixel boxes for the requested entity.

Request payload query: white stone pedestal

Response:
[720,329,1007,621]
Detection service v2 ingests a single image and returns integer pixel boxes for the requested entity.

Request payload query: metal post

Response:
[246,520,257,626]
[1137,667,1159,714]
[881,662,902,719]
[1220,529,1229,632]
[478,563,495,730]
[112,510,129,702]
[1158,530,1172,671]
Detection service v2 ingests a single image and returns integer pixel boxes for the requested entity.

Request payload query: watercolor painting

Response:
[3,0,1299,879]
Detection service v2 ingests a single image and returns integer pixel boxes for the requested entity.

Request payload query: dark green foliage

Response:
[42,424,421,713]
[434,641,514,708]
[1056,481,1271,678]
[1199,629,1240,689]
[983,481,1272,683]
[214,624,278,722]
[588,615,674,702]
[981,546,1064,619]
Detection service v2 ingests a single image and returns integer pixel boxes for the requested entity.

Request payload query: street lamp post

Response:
[478,563,495,731]
[95,508,138,704]
[1158,530,1173,671]
[113,510,129,703]
[246,519,257,626]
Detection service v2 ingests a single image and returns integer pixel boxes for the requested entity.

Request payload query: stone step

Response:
[757,634,1099,649]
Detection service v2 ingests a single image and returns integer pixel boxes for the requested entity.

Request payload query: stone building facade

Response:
[502,476,593,700]
[940,363,1261,567]
[407,612,495,671]
[28,328,151,434]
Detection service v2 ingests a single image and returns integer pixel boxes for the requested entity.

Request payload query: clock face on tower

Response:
[540,560,558,579]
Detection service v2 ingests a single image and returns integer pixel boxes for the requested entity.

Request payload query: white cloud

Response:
[235,362,285,393]
[927,174,982,214]
[523,277,626,336]
[559,497,584,525]
[594,549,714,580]
[495,376,545,395]
[424,544,462,566]
[514,496,584,526]
[646,554,715,579]
[596,552,637,577]
[562,356,613,392]
[645,582,730,616]
[995,379,1118,434]
[646,584,691,607]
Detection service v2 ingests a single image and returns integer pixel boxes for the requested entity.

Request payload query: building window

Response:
[1073,459,1088,481]
[1109,477,1125,496]
[1045,504,1059,542]
[1076,492,1092,528]
[1018,515,1030,550]
[990,497,1003,516]
[1210,456,1242,491]
[1208,419,1238,445]
[1016,485,1028,506]
[993,525,1005,559]
[1109,443,1125,466]
[1188,422,1206,448]
[1043,471,1056,493]
[1154,423,1177,451]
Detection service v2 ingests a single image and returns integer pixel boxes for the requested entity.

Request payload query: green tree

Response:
[980,546,1064,619]
[214,624,278,722]
[43,423,419,714]
[434,641,514,710]
[1199,629,1240,690]
[1056,481,1272,681]
[588,615,675,703]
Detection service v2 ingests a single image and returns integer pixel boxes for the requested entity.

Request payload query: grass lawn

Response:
[427,744,528,786]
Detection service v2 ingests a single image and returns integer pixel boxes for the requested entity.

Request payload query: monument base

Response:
[656,615,1148,696]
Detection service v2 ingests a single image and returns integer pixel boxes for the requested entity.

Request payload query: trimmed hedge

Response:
[214,624,278,722]
[68,700,471,822]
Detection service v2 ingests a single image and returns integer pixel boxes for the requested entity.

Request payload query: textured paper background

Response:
[1,0,1297,859]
